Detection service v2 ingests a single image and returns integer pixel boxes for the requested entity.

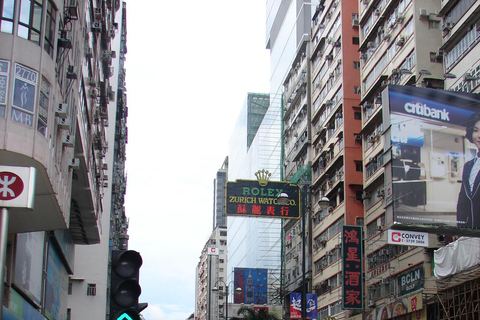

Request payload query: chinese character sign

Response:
[225,180,301,219]
[342,225,363,310]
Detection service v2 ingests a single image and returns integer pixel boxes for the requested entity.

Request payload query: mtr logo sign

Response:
[0,166,35,209]
[387,230,429,247]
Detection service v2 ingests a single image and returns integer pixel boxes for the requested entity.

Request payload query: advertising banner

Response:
[226,179,301,218]
[306,293,318,319]
[233,268,268,304]
[14,232,45,304]
[290,293,302,319]
[397,265,424,297]
[387,229,429,247]
[384,85,480,234]
[342,225,363,310]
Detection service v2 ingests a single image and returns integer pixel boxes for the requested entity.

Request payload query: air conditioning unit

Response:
[379,278,385,284]
[62,133,75,147]
[88,77,96,86]
[55,103,68,118]
[419,8,428,18]
[396,37,405,46]
[89,88,98,98]
[109,29,115,38]
[396,14,405,23]
[354,134,362,140]
[103,119,109,127]
[380,248,389,256]
[352,18,359,27]
[381,80,389,87]
[102,163,108,170]
[58,117,70,129]
[377,189,385,197]
[362,192,370,200]
[85,47,93,58]
[94,8,102,20]
[70,158,80,170]
[101,50,110,60]
[377,225,383,231]
[368,300,375,307]
[360,53,367,60]
[91,22,101,30]
[384,33,391,41]
[392,68,400,74]
[103,175,109,181]
[326,54,333,60]
[367,41,374,48]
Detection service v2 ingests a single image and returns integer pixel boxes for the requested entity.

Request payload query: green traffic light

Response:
[116,310,140,320]
[117,313,133,320]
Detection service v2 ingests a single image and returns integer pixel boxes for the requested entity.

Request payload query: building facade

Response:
[0,0,129,319]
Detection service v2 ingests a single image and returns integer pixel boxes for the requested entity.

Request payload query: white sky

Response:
[123,1,271,319]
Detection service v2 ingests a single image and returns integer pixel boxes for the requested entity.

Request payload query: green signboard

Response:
[225,179,301,219]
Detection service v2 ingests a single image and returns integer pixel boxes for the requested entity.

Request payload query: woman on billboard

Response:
[457,112,480,229]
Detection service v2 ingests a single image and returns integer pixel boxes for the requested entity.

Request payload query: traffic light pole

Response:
[0,208,8,320]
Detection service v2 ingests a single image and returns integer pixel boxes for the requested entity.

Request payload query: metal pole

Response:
[301,188,306,320]
[225,285,228,320]
[0,208,9,319]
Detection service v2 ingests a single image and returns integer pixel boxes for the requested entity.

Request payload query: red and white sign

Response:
[207,247,219,255]
[0,166,36,209]
[387,229,429,247]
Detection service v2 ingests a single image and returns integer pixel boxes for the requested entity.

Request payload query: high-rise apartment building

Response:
[357,0,444,317]
[0,0,129,319]
[280,0,364,317]
[195,226,228,320]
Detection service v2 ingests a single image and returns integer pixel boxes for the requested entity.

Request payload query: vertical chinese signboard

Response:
[342,225,363,310]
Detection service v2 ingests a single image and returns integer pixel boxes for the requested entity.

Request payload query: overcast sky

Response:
[123,1,271,319]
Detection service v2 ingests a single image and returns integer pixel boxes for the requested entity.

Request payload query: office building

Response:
[226,92,282,303]
[0,0,129,319]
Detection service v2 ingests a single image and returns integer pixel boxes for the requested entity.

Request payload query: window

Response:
[0,0,15,33]
[354,86,361,95]
[67,309,71,320]
[354,111,361,120]
[352,37,359,45]
[44,0,56,57]
[353,61,360,69]
[68,281,73,295]
[12,63,38,126]
[18,0,43,44]
[87,283,96,296]
[37,77,49,135]
[428,20,439,29]
[0,60,9,118]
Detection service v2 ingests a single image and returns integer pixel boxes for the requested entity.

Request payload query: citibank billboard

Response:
[382,85,480,235]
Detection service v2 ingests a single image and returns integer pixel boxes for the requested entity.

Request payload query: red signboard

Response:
[342,225,363,310]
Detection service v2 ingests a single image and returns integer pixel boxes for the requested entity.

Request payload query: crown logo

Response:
[255,169,272,187]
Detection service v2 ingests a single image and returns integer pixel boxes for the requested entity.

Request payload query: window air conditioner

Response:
[70,158,80,170]
[56,103,68,118]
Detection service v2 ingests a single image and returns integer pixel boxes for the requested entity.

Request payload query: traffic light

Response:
[110,250,143,320]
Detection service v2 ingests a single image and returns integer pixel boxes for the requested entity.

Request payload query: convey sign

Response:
[0,166,35,209]
[387,229,428,247]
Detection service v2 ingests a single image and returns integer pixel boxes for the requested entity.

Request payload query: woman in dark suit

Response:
[457,112,480,228]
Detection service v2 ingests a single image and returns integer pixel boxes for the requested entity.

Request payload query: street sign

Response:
[0,166,35,209]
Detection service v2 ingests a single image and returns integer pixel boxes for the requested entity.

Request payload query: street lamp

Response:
[279,190,330,319]
[212,280,242,320]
